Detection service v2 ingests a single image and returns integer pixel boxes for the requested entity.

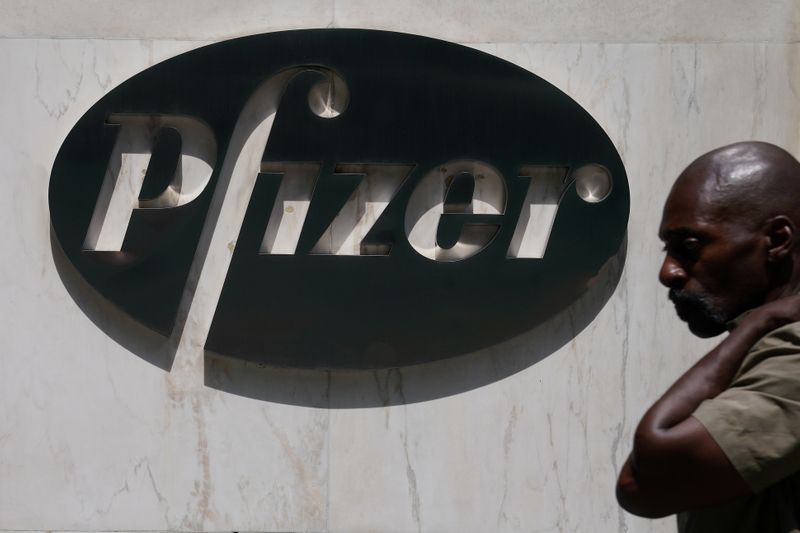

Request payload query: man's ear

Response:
[765,215,795,262]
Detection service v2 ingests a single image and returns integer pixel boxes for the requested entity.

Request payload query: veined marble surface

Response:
[1,2,799,532]
[0,0,796,42]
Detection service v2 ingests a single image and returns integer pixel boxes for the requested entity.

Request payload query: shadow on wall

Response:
[52,224,626,407]
[205,236,627,408]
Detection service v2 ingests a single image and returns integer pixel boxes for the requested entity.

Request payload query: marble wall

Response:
[1,1,798,532]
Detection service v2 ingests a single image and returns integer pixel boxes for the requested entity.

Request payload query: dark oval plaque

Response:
[49,29,629,369]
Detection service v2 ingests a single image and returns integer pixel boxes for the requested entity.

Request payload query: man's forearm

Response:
[617,301,800,516]
[636,317,768,444]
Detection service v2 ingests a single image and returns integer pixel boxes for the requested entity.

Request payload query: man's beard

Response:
[668,289,730,337]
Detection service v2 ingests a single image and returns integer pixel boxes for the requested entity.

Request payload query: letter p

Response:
[83,114,217,251]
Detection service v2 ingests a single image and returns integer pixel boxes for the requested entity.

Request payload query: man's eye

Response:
[661,238,702,258]
[683,238,701,251]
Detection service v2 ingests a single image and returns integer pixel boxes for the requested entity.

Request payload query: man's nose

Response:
[659,255,687,288]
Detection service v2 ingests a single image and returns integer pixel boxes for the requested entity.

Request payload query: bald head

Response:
[672,141,800,230]
[660,142,800,336]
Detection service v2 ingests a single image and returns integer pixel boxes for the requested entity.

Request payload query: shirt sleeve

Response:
[692,323,800,493]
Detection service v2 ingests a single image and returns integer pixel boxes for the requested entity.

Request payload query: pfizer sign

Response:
[49,29,629,369]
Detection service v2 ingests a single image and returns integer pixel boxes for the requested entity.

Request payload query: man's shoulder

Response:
[738,320,800,378]
[693,322,800,494]
[753,320,800,348]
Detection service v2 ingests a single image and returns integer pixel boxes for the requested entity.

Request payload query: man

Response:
[616,141,800,532]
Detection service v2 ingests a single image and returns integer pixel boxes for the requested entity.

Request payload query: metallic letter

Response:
[312,164,413,255]
[405,160,506,262]
[507,166,569,259]
[83,114,217,251]
[259,162,321,255]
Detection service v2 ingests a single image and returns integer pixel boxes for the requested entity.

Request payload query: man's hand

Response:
[616,295,800,517]
[742,292,800,333]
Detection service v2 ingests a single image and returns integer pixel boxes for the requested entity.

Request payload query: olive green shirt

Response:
[678,322,800,533]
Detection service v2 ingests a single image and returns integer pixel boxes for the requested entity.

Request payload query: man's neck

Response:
[766,277,800,302]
